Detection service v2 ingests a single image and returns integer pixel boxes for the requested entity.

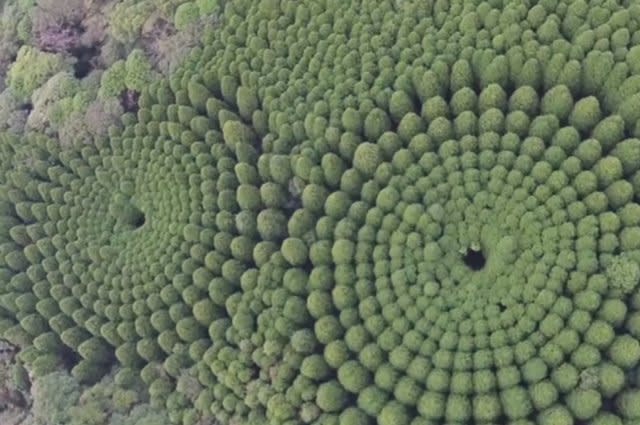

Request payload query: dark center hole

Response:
[132,213,145,228]
[463,248,486,271]
[119,202,145,229]
[70,45,98,79]
[120,89,140,113]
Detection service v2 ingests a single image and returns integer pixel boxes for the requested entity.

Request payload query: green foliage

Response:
[541,85,573,120]
[6,46,70,101]
[608,335,640,369]
[2,1,640,424]
[569,96,602,133]
[27,71,80,132]
[353,143,382,178]
[98,52,157,100]
[98,61,127,99]
[32,371,81,425]
[606,255,640,294]
[108,0,156,45]
[316,380,348,413]
[78,337,113,364]
[26,368,170,425]
[567,388,601,420]
[282,237,308,265]
[196,0,219,15]
[110,404,171,425]
[124,50,156,92]
[337,360,371,393]
[174,2,201,31]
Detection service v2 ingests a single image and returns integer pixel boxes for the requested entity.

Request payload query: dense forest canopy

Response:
[3,1,640,424]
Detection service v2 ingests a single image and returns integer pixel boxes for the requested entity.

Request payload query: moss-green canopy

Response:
[3,0,640,423]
